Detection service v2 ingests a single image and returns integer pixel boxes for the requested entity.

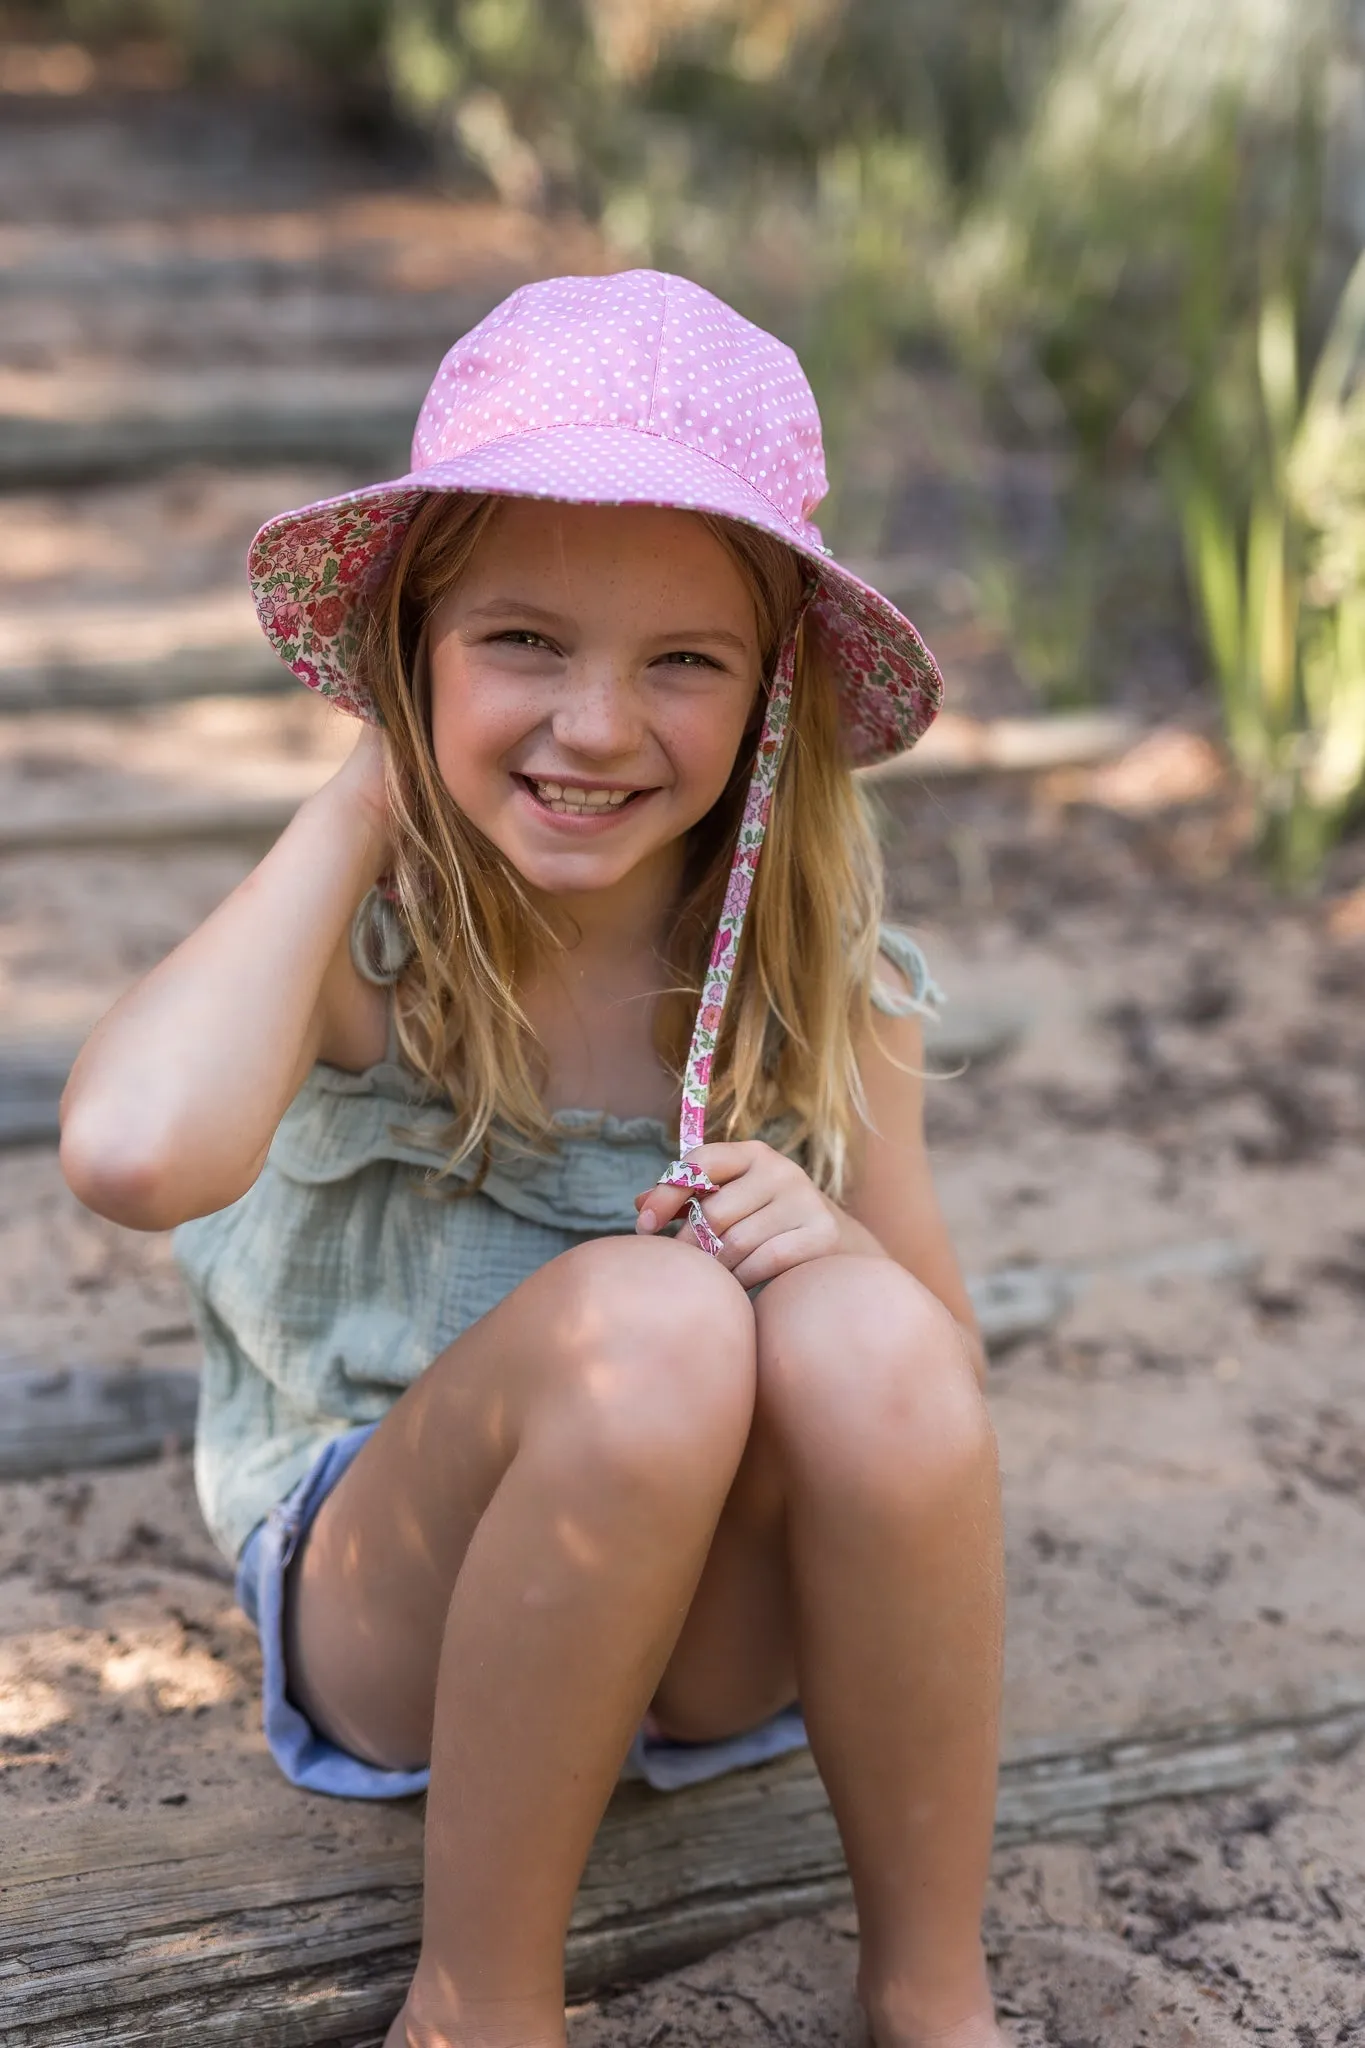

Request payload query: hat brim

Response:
[247,421,942,766]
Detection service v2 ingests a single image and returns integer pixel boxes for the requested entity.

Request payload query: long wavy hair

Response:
[358,492,887,1197]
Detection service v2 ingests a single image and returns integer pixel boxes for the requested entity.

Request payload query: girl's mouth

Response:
[517,775,652,820]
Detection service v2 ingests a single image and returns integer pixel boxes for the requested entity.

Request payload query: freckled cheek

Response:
[659,708,752,810]
[430,674,540,804]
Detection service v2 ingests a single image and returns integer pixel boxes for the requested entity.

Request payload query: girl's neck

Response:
[527,841,683,969]
[519,844,685,1123]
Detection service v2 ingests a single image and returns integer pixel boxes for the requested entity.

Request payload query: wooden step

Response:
[0,368,425,488]
[0,595,288,712]
[0,1364,200,1480]
[4,1690,1361,2046]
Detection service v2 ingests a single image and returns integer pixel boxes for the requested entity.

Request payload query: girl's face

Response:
[426,499,762,912]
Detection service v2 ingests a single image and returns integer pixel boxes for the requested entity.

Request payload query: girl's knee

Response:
[535,1236,757,1483]
[755,1254,991,1497]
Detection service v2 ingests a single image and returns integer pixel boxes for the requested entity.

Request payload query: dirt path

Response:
[2,70,1364,2048]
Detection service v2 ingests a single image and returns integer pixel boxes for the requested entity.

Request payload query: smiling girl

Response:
[60,272,1006,2048]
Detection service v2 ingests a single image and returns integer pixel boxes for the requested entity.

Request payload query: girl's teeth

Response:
[530,779,632,814]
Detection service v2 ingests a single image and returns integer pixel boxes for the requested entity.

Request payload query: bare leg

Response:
[284,1235,756,2048]
[649,1254,1005,2048]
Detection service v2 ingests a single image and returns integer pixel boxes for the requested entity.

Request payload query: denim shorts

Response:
[236,1423,809,1799]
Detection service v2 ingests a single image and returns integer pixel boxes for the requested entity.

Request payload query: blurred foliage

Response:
[1172,254,1365,884]
[7,0,1363,872]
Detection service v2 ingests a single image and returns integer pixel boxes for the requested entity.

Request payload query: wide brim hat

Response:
[247,270,947,1247]
[248,270,942,766]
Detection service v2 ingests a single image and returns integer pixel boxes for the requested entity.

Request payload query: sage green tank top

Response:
[175,927,942,1561]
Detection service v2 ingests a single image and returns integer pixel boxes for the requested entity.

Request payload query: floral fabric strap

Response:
[657,594,812,1257]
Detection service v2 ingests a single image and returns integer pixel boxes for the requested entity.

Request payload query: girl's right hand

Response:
[317,722,393,853]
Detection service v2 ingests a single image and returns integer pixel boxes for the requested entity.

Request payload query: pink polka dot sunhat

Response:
[247,267,943,766]
[247,268,947,1249]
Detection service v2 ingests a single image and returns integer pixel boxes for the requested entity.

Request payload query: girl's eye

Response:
[657,650,720,670]
[492,630,557,651]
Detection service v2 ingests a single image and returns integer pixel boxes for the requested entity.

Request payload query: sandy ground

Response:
[3,66,1365,2048]
[5,759,1365,2044]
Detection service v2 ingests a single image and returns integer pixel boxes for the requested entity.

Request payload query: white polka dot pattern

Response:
[247,267,944,764]
[409,272,828,540]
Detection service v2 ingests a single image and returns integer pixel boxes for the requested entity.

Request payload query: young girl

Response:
[60,271,1005,2048]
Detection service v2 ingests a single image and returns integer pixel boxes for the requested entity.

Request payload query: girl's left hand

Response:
[635,1141,869,1288]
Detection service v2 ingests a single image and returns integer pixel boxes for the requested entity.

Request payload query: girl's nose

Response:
[551,662,644,760]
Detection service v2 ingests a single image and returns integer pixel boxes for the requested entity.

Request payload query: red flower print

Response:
[311,595,347,637]
[699,1004,723,1033]
[267,600,303,639]
[337,548,373,586]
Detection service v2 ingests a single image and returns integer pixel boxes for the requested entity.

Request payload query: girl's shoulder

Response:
[870,925,945,1021]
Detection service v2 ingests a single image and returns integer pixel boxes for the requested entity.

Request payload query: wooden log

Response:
[0,1043,70,1147]
[0,592,289,710]
[0,1365,199,1480]
[0,797,299,856]
[969,1265,1074,1351]
[0,643,291,714]
[863,710,1140,780]
[0,206,568,304]
[3,1693,1362,2046]
[0,369,426,488]
[971,1237,1262,1352]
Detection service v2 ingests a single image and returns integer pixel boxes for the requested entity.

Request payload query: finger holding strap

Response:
[658,589,813,1257]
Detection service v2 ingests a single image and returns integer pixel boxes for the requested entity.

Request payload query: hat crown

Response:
[410,269,828,539]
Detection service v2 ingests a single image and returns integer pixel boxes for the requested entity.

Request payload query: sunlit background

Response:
[5,0,1364,880]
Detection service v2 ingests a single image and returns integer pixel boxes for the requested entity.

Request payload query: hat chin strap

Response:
[657,594,811,1257]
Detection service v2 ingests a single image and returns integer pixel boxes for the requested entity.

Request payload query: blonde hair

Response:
[359,493,886,1196]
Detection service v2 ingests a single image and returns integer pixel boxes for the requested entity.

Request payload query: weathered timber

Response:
[0,643,291,713]
[0,369,425,488]
[3,1694,1362,2046]
[0,1042,70,1147]
[0,797,299,856]
[0,1365,199,1480]
[863,709,1139,780]
[971,1236,1262,1352]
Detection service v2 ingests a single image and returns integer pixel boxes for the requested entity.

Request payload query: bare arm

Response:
[59,726,391,1232]
[839,1002,988,1386]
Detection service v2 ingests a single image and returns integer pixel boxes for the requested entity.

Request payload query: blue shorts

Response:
[236,1422,809,1799]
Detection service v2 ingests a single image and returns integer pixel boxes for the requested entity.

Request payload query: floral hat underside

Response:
[249,471,943,770]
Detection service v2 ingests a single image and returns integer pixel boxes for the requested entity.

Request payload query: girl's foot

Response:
[383,1993,566,2048]
[867,2022,1010,2048]
[859,1975,1010,2048]
[862,2013,1009,2048]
